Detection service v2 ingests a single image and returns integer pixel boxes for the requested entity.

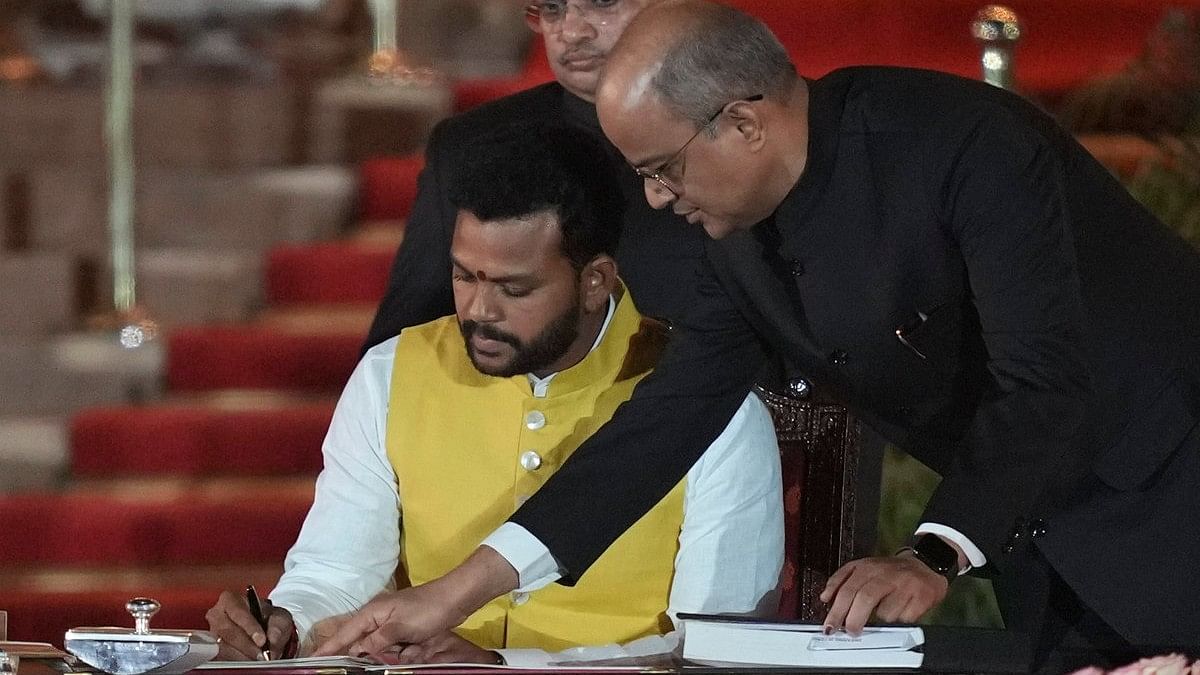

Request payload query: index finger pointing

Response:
[313,615,372,657]
[349,623,409,658]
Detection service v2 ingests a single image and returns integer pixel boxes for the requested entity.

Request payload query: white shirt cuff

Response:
[914,523,987,573]
[480,523,563,593]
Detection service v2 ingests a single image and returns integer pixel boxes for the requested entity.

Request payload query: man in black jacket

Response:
[329,1,1198,666]
[589,0,1200,667]
[364,0,715,347]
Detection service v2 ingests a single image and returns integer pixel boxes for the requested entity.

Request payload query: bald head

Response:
[599,0,796,128]
[597,1,809,239]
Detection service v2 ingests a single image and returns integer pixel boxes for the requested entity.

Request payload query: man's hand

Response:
[205,591,295,661]
[392,632,500,665]
[818,553,949,636]
[312,585,456,657]
[314,546,519,657]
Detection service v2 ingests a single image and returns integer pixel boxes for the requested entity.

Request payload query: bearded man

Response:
[206,123,783,666]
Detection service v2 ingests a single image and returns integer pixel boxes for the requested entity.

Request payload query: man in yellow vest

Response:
[206,123,783,666]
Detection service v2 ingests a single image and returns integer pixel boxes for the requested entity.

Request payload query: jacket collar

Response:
[774,73,849,245]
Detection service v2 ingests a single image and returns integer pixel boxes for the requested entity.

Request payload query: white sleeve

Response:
[913,523,988,572]
[668,392,784,620]
[480,524,563,593]
[268,338,401,647]
[496,393,785,667]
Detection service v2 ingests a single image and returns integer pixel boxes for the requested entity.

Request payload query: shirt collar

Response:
[525,294,617,397]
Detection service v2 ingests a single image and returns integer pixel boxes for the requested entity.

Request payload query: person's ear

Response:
[580,255,618,312]
[727,99,766,152]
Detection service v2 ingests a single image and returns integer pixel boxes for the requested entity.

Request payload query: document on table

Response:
[678,613,925,669]
[196,656,661,672]
[196,656,384,670]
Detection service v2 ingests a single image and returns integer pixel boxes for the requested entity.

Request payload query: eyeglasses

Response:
[524,0,624,33]
[635,94,763,198]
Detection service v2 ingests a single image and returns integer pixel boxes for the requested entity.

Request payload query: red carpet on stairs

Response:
[71,402,334,478]
[4,588,230,645]
[266,243,395,306]
[452,40,555,112]
[0,486,312,567]
[359,155,424,222]
[3,572,280,647]
[723,0,1200,99]
[448,0,1200,113]
[167,326,362,393]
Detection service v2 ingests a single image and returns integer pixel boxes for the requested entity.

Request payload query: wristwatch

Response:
[908,534,961,583]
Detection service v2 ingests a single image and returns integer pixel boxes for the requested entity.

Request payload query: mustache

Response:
[460,320,521,349]
[559,49,604,64]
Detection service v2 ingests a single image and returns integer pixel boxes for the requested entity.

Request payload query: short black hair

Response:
[447,122,624,270]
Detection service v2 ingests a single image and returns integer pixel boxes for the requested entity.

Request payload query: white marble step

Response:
[122,248,264,326]
[0,84,296,170]
[2,248,268,333]
[0,416,68,493]
[0,334,163,417]
[29,165,357,260]
[0,253,75,336]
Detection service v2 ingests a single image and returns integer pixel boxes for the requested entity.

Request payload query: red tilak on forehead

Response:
[477,270,489,281]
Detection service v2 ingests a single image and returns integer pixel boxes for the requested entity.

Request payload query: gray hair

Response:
[650,4,796,131]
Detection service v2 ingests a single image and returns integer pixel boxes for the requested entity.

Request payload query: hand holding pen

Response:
[205,586,297,661]
[244,586,273,661]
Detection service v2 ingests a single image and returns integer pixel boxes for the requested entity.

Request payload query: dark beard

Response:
[459,301,581,377]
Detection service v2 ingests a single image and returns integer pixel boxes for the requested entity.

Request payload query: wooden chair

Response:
[756,387,861,622]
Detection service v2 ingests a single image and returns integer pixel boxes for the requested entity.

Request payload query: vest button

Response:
[525,410,546,430]
[511,592,530,606]
[520,451,543,472]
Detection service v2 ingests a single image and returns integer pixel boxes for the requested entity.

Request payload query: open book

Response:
[678,614,924,669]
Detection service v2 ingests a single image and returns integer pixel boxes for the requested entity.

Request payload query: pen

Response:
[244,585,272,661]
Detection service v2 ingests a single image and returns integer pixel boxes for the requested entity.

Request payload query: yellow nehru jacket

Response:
[385,291,684,652]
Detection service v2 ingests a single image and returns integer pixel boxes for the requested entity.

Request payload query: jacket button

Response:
[525,411,546,430]
[520,451,543,472]
[787,377,811,399]
[1030,519,1047,538]
[828,350,849,366]
[789,260,806,277]
[1003,517,1028,553]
